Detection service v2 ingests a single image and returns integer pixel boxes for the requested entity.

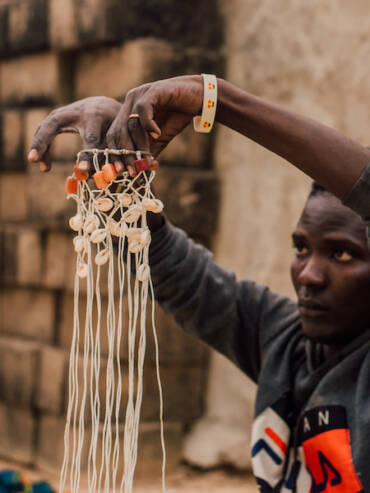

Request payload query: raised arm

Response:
[107,75,370,203]
[216,79,370,200]
[148,218,300,382]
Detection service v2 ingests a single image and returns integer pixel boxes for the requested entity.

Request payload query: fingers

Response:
[134,93,161,138]
[107,104,137,176]
[28,113,60,167]
[78,116,104,173]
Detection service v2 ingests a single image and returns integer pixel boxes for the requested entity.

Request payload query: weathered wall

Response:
[1,0,370,479]
[0,0,223,475]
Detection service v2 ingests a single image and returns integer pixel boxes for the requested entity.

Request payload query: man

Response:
[146,179,370,492]
[27,76,370,490]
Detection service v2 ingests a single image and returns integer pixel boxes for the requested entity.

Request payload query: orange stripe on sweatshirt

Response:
[264,427,287,455]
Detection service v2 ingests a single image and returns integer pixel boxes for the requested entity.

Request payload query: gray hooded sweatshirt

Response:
[148,218,369,493]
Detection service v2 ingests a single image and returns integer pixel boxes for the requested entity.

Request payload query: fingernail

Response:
[150,132,159,139]
[114,160,124,173]
[40,162,48,172]
[79,160,89,171]
[128,165,136,178]
[28,149,39,162]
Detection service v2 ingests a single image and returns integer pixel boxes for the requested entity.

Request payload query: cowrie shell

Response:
[108,218,126,237]
[126,227,143,241]
[95,197,113,212]
[84,215,99,234]
[123,205,142,223]
[95,248,109,265]
[77,262,89,278]
[137,263,150,282]
[118,193,132,207]
[128,240,143,253]
[140,229,151,246]
[90,228,107,243]
[69,214,83,231]
[142,198,163,213]
[73,236,88,253]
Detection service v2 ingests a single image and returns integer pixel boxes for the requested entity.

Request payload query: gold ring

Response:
[128,113,140,119]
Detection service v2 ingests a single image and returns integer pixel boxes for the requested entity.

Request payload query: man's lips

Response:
[298,298,330,317]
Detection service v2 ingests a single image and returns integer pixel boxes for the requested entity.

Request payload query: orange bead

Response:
[74,162,89,181]
[102,163,117,182]
[65,176,78,194]
[148,159,159,171]
[93,171,109,189]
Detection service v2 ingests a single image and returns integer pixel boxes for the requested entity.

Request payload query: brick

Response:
[141,363,206,422]
[0,288,55,342]
[0,172,28,221]
[75,39,174,100]
[36,413,90,472]
[0,229,17,284]
[17,229,42,285]
[36,345,67,414]
[27,162,75,221]
[1,110,25,171]
[43,230,73,289]
[146,304,209,365]
[8,0,48,53]
[122,0,223,49]
[1,53,61,105]
[48,0,77,49]
[0,401,36,464]
[154,167,219,242]
[0,5,9,55]
[76,0,125,45]
[0,336,40,406]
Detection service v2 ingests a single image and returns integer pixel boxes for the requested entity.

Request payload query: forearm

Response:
[216,78,370,199]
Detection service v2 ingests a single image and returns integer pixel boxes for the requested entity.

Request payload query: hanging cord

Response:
[62,149,166,493]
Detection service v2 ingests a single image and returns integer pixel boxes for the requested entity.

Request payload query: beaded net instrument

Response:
[61,149,166,493]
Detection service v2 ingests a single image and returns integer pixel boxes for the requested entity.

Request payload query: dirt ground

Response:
[0,459,258,493]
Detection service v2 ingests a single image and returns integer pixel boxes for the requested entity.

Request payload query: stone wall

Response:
[2,0,370,480]
[0,0,223,475]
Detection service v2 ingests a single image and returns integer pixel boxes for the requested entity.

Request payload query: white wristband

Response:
[193,74,217,133]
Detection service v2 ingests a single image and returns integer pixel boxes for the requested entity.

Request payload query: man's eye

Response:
[293,245,309,257]
[333,249,353,262]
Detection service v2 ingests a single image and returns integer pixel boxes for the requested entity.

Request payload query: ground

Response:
[0,459,258,492]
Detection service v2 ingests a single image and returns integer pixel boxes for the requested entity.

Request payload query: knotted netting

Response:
[61,148,166,493]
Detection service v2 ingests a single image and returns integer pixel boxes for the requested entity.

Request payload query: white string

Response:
[61,149,166,493]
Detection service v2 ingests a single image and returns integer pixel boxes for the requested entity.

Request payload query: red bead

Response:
[134,158,149,172]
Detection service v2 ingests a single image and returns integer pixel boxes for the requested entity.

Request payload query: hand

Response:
[106,75,203,174]
[27,96,122,172]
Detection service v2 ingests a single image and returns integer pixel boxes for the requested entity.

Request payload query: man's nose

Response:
[297,254,327,288]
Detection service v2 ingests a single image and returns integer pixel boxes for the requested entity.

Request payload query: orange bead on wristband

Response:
[65,176,78,194]
[93,171,109,189]
[102,163,117,182]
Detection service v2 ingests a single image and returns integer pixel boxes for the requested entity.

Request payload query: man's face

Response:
[291,192,370,347]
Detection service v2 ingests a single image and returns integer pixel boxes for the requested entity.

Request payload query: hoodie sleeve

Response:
[149,219,300,382]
